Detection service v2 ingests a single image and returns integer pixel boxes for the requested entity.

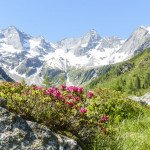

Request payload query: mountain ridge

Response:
[0,26,150,85]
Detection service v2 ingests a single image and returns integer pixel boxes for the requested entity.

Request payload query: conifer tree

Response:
[143,78,148,89]
[59,76,66,87]
[128,80,133,90]
[135,76,141,89]
[21,77,26,85]
[42,75,52,88]
[145,73,150,86]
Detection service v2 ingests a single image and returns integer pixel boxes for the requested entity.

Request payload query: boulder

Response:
[129,92,150,105]
[0,105,82,150]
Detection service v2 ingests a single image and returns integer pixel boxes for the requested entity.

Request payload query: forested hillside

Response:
[88,48,150,96]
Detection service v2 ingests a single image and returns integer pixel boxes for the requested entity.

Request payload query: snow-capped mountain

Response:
[0,25,150,85]
[111,26,150,63]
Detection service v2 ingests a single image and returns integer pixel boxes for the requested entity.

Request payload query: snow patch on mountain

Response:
[0,42,22,54]
[140,25,150,33]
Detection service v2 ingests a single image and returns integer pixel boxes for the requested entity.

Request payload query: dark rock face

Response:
[0,100,82,150]
[0,67,14,82]
[0,98,7,107]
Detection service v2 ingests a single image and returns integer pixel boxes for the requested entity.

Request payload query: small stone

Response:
[0,98,7,107]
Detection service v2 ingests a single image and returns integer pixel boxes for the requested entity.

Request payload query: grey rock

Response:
[129,92,150,105]
[0,106,82,150]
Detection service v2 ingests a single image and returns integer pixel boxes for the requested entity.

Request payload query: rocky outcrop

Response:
[0,98,82,150]
[129,92,150,105]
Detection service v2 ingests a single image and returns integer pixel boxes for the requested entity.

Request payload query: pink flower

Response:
[105,116,109,120]
[65,101,73,107]
[73,97,79,102]
[67,95,72,98]
[88,91,93,98]
[53,87,58,91]
[80,108,87,114]
[73,105,78,109]
[99,119,103,123]
[60,96,66,101]
[103,116,109,121]
[60,85,66,90]
[102,129,106,133]
[53,90,61,97]
[46,88,53,94]
[67,86,78,92]
[66,87,71,92]
[100,116,109,122]
[25,92,30,95]
[102,99,105,102]
[78,87,84,93]
[37,86,42,91]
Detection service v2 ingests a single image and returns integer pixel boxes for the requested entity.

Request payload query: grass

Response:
[117,114,150,150]
[89,113,150,150]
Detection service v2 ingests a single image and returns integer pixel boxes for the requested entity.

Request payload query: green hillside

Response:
[87,48,150,96]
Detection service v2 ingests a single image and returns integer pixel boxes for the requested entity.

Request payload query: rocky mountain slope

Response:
[0,67,13,82]
[0,26,150,85]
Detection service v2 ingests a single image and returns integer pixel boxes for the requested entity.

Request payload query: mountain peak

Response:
[6,26,20,33]
[1,26,20,36]
[86,29,100,36]
[8,25,18,30]
[139,25,150,32]
[88,29,98,34]
[84,29,101,41]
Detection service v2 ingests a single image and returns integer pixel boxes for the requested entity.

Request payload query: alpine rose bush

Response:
[1,81,144,146]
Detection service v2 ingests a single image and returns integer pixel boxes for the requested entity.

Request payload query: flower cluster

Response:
[65,101,73,107]
[37,86,42,91]
[80,108,87,114]
[46,88,54,94]
[73,97,79,101]
[88,91,94,98]
[60,85,66,90]
[99,115,109,123]
[66,86,84,93]
[66,95,72,98]
[53,90,61,97]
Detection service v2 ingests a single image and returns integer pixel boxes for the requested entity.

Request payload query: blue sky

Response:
[0,0,150,42]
